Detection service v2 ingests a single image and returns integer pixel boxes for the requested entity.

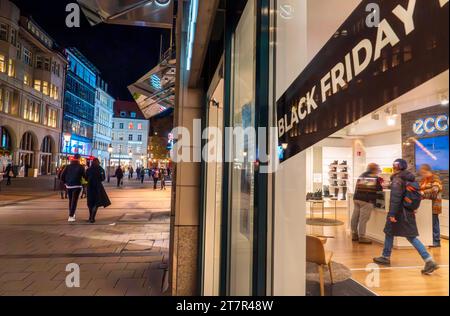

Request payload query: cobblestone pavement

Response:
[0,177,171,296]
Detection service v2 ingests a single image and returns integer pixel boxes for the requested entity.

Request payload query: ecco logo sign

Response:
[413,115,449,135]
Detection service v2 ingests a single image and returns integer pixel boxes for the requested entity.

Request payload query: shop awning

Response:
[128,48,176,119]
[77,0,174,28]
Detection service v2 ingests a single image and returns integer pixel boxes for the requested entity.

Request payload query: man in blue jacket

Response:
[373,159,438,275]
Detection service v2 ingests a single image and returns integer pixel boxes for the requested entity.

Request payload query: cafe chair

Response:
[306,235,334,296]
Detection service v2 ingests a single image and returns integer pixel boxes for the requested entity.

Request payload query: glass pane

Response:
[229,0,256,296]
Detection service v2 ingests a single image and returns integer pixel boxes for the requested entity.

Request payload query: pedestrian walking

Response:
[152,168,159,190]
[61,154,86,222]
[159,168,166,190]
[128,166,134,179]
[373,159,439,274]
[115,166,124,188]
[136,167,141,180]
[140,167,145,184]
[57,165,68,199]
[86,158,111,223]
[4,163,13,186]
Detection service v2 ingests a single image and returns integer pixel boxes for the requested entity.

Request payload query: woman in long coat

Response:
[86,158,111,223]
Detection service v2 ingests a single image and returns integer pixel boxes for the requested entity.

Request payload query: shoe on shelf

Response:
[352,233,359,241]
[422,260,439,275]
[340,160,347,166]
[358,237,372,244]
[373,256,390,265]
[341,167,348,173]
[68,216,76,222]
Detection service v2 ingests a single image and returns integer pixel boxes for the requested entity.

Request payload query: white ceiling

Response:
[335,70,449,137]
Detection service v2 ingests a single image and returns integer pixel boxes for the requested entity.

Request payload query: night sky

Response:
[11,0,171,101]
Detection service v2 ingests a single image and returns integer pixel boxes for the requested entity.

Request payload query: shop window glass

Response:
[36,56,43,69]
[228,0,256,296]
[129,134,133,141]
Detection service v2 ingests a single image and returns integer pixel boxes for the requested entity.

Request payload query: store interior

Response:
[303,71,449,296]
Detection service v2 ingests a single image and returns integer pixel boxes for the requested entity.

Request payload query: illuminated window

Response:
[7,59,15,77]
[137,123,142,130]
[24,73,30,86]
[128,122,134,129]
[0,88,3,112]
[34,80,41,92]
[42,81,49,95]
[0,54,5,72]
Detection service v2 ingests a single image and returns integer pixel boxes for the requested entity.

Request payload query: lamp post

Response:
[63,132,71,164]
[107,144,113,183]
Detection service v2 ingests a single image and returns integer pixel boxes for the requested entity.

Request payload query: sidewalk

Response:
[0,179,172,296]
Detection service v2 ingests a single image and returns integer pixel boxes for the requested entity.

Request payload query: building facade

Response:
[111,101,149,169]
[1,0,67,175]
[93,78,114,167]
[61,47,98,162]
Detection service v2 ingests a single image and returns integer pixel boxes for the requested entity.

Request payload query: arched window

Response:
[0,126,12,150]
[20,132,35,151]
[41,136,53,153]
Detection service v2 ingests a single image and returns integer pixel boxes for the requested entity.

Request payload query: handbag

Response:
[8,170,14,177]
[81,177,88,186]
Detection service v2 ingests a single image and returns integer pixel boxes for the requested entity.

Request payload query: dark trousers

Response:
[89,206,98,221]
[140,176,144,184]
[433,214,441,246]
[117,177,123,187]
[67,188,82,217]
[6,176,11,185]
[153,178,158,189]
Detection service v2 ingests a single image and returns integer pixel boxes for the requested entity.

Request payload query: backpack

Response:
[403,181,421,211]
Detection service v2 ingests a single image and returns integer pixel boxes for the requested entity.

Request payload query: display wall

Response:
[402,104,449,199]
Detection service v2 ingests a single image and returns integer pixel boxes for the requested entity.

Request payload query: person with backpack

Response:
[140,167,146,184]
[351,163,383,244]
[373,159,438,274]
[418,164,443,248]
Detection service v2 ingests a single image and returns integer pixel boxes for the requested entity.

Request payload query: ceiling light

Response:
[440,92,449,105]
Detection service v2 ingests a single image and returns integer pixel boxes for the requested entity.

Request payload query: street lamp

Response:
[107,144,113,183]
[128,150,133,168]
[63,132,71,164]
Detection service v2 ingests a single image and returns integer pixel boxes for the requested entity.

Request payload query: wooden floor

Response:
[307,205,449,296]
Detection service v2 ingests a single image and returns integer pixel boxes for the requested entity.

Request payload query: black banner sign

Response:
[277,0,449,161]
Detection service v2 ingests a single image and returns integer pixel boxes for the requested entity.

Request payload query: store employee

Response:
[351,163,383,244]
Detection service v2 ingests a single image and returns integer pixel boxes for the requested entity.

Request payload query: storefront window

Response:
[228,0,256,296]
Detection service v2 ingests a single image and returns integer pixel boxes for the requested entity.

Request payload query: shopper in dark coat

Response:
[4,163,13,185]
[86,158,111,223]
[374,159,438,275]
[115,166,124,187]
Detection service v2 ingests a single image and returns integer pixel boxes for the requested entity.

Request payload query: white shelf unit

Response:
[323,147,353,199]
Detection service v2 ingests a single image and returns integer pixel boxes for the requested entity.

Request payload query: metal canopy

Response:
[128,48,176,119]
[77,0,173,28]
